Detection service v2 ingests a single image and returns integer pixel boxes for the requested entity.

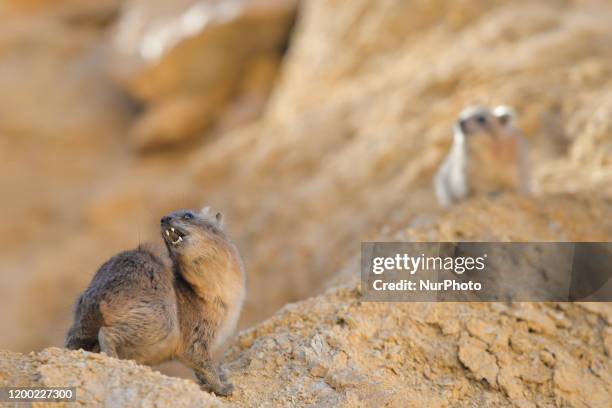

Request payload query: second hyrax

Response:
[65,207,245,396]
[433,105,531,208]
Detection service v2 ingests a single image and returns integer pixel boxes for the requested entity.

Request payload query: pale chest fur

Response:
[466,134,521,194]
[212,282,245,352]
[182,249,246,354]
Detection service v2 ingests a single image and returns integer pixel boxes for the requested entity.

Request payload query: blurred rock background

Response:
[0,0,297,353]
[0,0,610,400]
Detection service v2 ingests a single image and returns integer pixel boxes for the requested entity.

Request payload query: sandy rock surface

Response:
[0,348,224,407]
[225,286,611,407]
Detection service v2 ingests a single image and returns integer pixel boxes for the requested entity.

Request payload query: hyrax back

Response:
[65,207,246,396]
[433,105,530,207]
[65,247,179,364]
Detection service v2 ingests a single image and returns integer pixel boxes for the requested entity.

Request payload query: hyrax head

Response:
[160,207,225,256]
[455,105,516,137]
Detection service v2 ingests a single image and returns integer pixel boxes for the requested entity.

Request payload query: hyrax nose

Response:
[160,216,172,225]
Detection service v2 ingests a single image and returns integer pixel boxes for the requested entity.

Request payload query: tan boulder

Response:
[111,0,297,150]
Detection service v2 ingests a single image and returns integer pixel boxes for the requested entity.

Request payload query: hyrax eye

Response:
[183,212,194,220]
[476,115,487,124]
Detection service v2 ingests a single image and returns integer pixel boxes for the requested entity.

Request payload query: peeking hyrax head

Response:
[455,105,516,137]
[160,207,225,256]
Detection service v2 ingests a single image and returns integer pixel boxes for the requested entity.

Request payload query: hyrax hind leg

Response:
[65,294,102,352]
[180,342,233,396]
[96,298,180,364]
[65,324,100,352]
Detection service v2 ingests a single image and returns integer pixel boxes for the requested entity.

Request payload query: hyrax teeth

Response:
[178,236,183,242]
[171,227,175,232]
[165,230,170,236]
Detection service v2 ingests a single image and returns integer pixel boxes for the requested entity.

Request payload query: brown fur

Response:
[434,105,530,207]
[466,126,523,194]
[65,208,246,396]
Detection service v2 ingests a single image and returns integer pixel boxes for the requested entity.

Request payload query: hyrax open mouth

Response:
[164,227,186,246]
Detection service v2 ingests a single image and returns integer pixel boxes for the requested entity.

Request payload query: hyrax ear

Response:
[215,212,224,228]
[493,105,516,126]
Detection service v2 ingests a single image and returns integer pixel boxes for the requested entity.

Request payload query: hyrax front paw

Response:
[201,381,234,397]
[194,367,234,397]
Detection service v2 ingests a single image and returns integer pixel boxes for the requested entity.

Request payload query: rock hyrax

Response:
[65,207,245,396]
[433,105,531,207]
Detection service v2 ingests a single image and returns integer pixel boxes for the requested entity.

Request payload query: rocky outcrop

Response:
[0,349,223,407]
[225,286,611,407]
[2,280,610,407]
[3,292,610,408]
